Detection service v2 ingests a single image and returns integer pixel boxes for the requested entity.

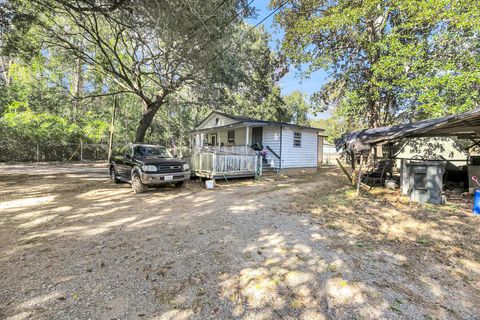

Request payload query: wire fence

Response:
[0,141,108,162]
[0,141,340,164]
[323,153,340,165]
[0,141,192,163]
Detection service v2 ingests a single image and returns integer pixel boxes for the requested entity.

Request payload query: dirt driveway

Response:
[0,164,479,320]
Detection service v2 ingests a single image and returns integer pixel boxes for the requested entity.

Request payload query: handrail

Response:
[265,145,280,159]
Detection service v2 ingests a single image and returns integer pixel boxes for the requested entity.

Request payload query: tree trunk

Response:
[134,99,163,142]
[73,56,83,122]
[107,95,118,163]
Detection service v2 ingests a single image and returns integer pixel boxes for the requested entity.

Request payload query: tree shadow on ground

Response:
[0,166,478,320]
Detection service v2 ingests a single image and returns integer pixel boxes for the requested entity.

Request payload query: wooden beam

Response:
[356,154,364,196]
[337,158,372,191]
[337,158,353,183]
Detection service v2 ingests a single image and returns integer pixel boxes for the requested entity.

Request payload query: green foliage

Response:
[279,90,311,125]
[1,1,298,145]
[273,0,480,133]
[0,102,108,143]
[0,1,319,150]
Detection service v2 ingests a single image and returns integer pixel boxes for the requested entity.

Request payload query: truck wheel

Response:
[175,181,187,188]
[132,173,148,193]
[110,167,121,184]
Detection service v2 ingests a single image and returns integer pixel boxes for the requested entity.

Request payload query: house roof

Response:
[336,108,480,153]
[193,111,325,132]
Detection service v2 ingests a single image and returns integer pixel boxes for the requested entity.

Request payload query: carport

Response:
[335,108,480,199]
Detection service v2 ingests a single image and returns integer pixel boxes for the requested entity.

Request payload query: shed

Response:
[335,108,480,195]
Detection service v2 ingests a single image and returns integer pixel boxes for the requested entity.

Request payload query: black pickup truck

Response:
[109,144,190,193]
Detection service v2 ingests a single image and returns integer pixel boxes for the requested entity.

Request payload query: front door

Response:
[210,133,217,146]
[252,127,263,146]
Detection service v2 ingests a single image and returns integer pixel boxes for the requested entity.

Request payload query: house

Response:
[190,111,325,175]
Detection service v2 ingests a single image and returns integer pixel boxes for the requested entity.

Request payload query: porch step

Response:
[261,158,277,174]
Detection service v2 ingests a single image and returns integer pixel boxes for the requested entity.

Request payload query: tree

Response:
[272,0,480,130]
[280,90,310,125]
[6,0,255,142]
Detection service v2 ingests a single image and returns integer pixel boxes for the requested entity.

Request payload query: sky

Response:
[246,0,330,119]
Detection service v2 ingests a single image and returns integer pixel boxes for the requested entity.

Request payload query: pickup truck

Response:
[109,144,190,193]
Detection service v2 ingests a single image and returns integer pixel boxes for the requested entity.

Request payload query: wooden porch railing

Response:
[196,145,256,156]
[187,149,259,178]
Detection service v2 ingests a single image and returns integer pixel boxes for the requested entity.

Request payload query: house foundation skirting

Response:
[279,167,317,175]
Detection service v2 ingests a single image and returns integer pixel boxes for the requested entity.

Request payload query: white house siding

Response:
[280,126,318,168]
[216,128,247,146]
[262,125,281,168]
[197,127,249,147]
[197,113,238,130]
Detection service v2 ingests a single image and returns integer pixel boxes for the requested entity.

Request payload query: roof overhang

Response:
[336,108,480,153]
[192,121,325,133]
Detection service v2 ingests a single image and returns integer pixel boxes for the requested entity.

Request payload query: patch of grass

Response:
[444,203,462,213]
[327,264,338,272]
[424,204,438,213]
[325,223,340,230]
[355,241,374,251]
[416,238,431,245]
[355,241,366,248]
[291,299,303,309]
[390,298,403,313]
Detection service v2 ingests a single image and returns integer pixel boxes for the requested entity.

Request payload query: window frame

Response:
[293,131,302,148]
[227,130,235,143]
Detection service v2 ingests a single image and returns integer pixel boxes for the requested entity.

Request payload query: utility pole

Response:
[107,95,118,163]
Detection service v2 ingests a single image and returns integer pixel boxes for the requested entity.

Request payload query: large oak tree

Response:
[7,0,255,142]
[272,0,480,132]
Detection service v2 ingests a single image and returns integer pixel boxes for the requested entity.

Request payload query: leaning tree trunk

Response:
[134,100,163,142]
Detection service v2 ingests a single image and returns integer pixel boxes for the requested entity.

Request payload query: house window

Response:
[293,132,302,147]
[228,130,235,143]
[215,117,219,125]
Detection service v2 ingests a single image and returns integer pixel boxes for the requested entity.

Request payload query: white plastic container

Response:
[205,180,214,189]
[385,179,397,190]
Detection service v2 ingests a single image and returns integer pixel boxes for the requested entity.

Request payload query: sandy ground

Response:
[0,164,479,320]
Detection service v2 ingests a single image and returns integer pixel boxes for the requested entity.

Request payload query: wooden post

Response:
[254,153,258,179]
[388,143,394,178]
[245,126,249,153]
[356,154,363,196]
[80,140,83,162]
[36,142,40,163]
[212,152,216,176]
[107,95,118,163]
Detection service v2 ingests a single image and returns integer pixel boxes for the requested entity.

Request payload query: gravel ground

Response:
[0,164,479,320]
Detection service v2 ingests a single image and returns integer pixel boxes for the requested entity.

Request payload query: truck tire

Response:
[175,181,187,188]
[132,173,148,193]
[110,166,121,184]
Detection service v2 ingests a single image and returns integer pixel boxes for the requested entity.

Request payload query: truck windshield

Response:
[133,146,172,158]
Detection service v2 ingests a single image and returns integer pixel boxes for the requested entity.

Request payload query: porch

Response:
[186,147,261,180]
[191,123,280,177]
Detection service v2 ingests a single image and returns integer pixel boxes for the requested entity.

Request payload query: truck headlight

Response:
[141,165,157,172]
[183,163,190,171]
